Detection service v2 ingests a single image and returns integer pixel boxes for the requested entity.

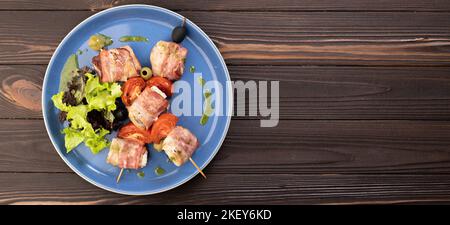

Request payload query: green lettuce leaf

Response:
[66,104,89,130]
[62,127,85,153]
[85,73,122,112]
[59,54,79,92]
[51,91,70,112]
[51,73,122,154]
[85,128,110,154]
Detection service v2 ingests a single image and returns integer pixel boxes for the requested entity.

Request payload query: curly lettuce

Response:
[52,73,122,154]
[84,73,122,118]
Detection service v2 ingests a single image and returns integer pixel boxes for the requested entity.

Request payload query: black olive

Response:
[172,26,186,43]
[112,120,124,131]
[113,99,128,122]
[115,101,126,113]
[115,98,126,110]
[113,107,128,122]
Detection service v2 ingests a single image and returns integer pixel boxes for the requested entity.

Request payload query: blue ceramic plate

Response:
[42,5,231,195]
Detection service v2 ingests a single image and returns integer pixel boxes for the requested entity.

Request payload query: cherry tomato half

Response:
[121,77,146,106]
[150,113,178,143]
[146,76,173,97]
[117,122,153,144]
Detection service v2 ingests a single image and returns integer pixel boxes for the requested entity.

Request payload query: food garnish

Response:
[204,91,212,99]
[189,65,195,73]
[197,76,205,87]
[199,114,209,126]
[154,167,165,176]
[200,90,213,125]
[111,99,128,129]
[88,33,113,51]
[59,54,79,92]
[119,35,149,42]
[140,67,153,80]
[52,70,122,153]
[172,18,187,43]
[137,171,145,178]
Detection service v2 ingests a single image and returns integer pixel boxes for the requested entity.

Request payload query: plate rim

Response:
[42,4,232,195]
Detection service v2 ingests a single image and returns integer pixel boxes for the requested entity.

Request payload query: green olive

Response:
[140,67,153,80]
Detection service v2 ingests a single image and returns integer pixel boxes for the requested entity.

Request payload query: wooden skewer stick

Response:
[189,157,206,179]
[116,168,124,183]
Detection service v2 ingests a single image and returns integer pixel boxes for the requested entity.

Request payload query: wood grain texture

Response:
[1,0,450,12]
[3,65,450,120]
[2,119,450,174]
[232,66,450,120]
[1,11,450,65]
[0,65,43,118]
[1,173,450,204]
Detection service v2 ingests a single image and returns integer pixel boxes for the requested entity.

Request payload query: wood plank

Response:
[1,0,450,12]
[232,66,450,120]
[2,119,450,174]
[0,119,68,172]
[0,65,43,118]
[1,11,450,66]
[1,172,450,204]
[4,65,450,120]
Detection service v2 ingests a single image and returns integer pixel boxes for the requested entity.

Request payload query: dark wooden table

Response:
[1,0,450,205]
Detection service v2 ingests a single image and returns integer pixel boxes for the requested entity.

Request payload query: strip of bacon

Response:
[107,138,148,169]
[92,46,141,83]
[150,41,188,81]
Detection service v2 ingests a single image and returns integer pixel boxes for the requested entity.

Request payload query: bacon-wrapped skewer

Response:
[162,126,205,178]
[110,41,206,182]
[111,77,170,182]
[150,41,188,81]
[92,46,141,83]
[110,122,153,183]
[127,86,169,130]
[107,137,148,183]
[162,126,199,166]
[107,138,148,172]
[150,120,206,178]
